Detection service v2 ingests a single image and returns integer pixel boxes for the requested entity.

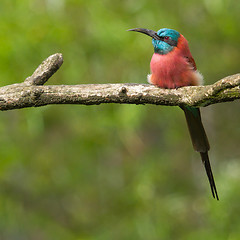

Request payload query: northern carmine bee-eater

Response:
[128,27,219,200]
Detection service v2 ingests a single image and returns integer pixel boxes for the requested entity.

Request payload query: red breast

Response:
[148,35,203,89]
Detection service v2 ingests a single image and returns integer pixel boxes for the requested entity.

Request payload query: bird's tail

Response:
[181,106,219,200]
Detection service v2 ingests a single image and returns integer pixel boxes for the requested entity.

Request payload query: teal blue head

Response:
[128,28,180,55]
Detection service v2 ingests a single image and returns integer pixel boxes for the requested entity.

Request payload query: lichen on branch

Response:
[0,53,239,111]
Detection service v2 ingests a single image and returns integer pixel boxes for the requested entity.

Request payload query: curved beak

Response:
[127,28,161,40]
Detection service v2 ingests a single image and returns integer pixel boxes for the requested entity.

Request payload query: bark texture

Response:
[0,53,239,111]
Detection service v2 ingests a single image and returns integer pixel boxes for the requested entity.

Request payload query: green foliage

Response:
[0,0,240,239]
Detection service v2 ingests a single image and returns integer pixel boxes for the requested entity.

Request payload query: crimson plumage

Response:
[148,34,202,88]
[128,27,219,200]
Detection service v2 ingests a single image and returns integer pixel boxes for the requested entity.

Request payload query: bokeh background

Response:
[0,0,240,239]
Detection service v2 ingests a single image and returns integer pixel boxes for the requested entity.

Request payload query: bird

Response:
[128,27,219,200]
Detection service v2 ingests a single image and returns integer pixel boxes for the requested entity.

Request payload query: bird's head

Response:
[128,28,180,55]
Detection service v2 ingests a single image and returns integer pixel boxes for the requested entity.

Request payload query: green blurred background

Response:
[0,0,240,239]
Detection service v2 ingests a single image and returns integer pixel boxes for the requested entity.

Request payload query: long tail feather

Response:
[181,106,219,200]
[200,152,219,200]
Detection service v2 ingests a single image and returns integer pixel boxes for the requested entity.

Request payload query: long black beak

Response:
[128,28,161,40]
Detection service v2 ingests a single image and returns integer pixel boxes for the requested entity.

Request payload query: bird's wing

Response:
[185,56,197,71]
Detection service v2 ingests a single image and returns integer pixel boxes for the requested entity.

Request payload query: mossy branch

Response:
[0,53,239,111]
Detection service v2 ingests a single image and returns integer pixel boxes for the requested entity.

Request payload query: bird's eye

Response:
[164,36,170,41]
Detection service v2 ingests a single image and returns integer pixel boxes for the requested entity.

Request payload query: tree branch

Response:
[0,53,239,111]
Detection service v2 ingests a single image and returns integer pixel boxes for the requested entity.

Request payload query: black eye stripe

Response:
[166,38,178,47]
[158,36,178,47]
